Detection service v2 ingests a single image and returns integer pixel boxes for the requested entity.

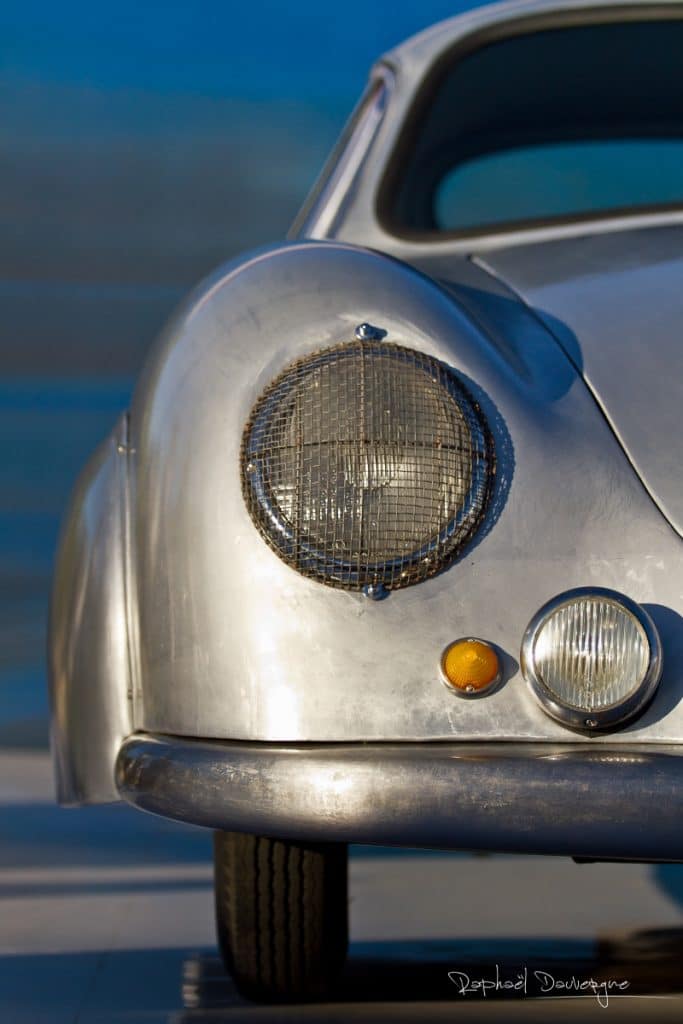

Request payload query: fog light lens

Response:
[440,638,501,696]
[522,588,662,732]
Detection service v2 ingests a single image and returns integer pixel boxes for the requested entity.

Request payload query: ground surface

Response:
[1,750,683,1022]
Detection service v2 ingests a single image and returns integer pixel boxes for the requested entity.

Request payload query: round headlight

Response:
[521,588,662,732]
[241,336,494,590]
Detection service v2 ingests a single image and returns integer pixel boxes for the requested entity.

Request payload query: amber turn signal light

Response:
[440,638,501,696]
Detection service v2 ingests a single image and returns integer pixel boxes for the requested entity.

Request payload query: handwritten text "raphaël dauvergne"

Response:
[447,966,630,1008]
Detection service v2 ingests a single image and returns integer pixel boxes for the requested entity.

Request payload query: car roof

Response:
[296,0,683,255]
[380,0,676,78]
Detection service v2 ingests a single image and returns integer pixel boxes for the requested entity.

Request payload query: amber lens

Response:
[441,639,500,693]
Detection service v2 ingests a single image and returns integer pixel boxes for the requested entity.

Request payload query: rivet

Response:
[355,322,386,341]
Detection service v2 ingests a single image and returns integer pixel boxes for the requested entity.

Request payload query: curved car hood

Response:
[475,224,683,537]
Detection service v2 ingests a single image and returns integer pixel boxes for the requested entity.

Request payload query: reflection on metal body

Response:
[48,415,132,804]
[476,226,683,537]
[124,241,683,746]
[49,0,683,817]
[116,733,683,860]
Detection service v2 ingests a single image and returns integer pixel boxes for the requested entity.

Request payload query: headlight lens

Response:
[521,588,662,732]
[241,337,494,590]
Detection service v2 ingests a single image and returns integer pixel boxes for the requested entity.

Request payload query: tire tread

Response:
[213,831,347,1002]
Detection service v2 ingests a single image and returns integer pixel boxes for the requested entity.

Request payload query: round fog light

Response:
[521,588,662,732]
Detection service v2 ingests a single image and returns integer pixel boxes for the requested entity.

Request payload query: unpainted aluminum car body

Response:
[51,0,683,870]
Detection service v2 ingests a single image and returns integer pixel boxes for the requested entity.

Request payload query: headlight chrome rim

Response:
[521,587,663,733]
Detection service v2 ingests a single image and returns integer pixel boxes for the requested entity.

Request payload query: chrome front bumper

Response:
[116,734,683,860]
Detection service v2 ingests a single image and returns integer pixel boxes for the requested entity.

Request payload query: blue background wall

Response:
[0,1,478,745]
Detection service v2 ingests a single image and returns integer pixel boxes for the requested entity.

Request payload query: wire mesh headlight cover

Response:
[521,587,663,733]
[241,337,495,590]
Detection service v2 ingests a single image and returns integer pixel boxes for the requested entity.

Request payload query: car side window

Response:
[434,140,683,231]
[380,17,683,236]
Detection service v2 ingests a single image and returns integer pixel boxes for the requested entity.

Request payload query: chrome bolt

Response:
[584,718,599,729]
[355,322,386,341]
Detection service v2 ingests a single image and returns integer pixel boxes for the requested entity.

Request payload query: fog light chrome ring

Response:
[521,587,663,733]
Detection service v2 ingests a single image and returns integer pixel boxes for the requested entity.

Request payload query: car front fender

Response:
[49,413,133,805]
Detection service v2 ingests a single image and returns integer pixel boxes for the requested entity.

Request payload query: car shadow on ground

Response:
[172,928,683,1022]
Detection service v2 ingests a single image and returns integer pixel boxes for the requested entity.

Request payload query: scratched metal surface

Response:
[110,239,683,744]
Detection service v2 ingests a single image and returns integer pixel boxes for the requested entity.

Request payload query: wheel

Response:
[213,830,348,1002]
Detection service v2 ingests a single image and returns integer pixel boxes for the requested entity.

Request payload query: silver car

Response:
[49,0,683,1002]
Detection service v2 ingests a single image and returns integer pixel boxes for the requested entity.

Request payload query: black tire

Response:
[213,830,348,1002]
